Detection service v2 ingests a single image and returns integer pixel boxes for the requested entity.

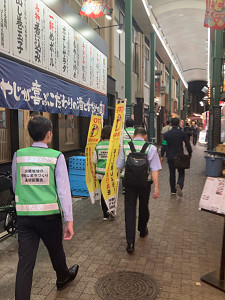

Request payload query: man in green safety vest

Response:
[93,125,115,220]
[12,116,79,300]
[117,127,161,253]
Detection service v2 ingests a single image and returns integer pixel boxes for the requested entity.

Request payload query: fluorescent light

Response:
[117,27,122,34]
[142,0,150,16]
[152,24,188,89]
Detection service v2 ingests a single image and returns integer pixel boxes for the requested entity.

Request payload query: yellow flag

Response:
[101,100,126,213]
[85,115,102,204]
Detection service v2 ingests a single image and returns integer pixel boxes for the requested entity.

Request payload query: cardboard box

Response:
[216,144,225,154]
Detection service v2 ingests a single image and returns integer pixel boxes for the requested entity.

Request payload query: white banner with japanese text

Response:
[0,0,107,96]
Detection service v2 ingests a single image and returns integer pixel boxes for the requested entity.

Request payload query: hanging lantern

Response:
[80,0,110,19]
[204,0,225,30]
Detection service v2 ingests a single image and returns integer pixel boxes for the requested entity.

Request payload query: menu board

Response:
[0,0,107,95]
[199,177,225,215]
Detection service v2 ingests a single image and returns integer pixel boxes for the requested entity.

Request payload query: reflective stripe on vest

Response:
[123,141,150,163]
[123,128,135,141]
[16,203,59,212]
[17,156,57,164]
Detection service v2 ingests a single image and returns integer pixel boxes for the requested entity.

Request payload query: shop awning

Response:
[0,57,108,119]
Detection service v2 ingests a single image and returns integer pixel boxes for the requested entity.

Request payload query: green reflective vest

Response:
[15,147,61,216]
[123,140,150,163]
[120,140,151,180]
[123,140,152,181]
[95,141,109,174]
[123,127,135,142]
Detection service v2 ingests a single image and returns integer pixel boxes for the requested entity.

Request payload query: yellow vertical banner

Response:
[85,115,102,204]
[101,100,126,213]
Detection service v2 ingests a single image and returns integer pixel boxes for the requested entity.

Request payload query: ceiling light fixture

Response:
[152,24,188,88]
[117,24,123,34]
[105,8,113,20]
[94,24,123,34]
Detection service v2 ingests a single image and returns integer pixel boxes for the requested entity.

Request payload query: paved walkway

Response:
[0,144,225,300]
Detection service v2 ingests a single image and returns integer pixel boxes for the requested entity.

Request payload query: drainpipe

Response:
[149,32,156,141]
[169,63,173,119]
[125,0,132,118]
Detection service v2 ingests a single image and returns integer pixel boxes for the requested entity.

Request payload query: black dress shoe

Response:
[140,227,148,238]
[56,264,79,290]
[126,243,134,253]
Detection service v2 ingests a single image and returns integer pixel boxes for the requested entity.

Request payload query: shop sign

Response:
[0,0,107,95]
[155,78,160,97]
[199,177,225,215]
[204,0,225,30]
[80,0,110,19]
[0,57,108,118]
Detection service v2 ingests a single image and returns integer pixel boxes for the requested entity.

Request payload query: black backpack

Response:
[124,141,150,187]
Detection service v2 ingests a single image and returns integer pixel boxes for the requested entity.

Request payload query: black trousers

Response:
[193,134,198,145]
[124,182,151,244]
[167,159,185,193]
[99,180,109,218]
[15,215,69,300]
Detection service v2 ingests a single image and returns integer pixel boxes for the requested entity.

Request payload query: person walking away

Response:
[192,124,199,145]
[161,118,192,197]
[12,116,79,300]
[117,127,161,253]
[93,125,114,220]
[121,118,135,194]
[184,123,192,142]
[161,120,172,138]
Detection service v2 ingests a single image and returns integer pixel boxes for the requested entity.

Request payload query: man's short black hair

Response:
[101,125,112,140]
[171,118,180,127]
[134,127,147,137]
[28,116,52,141]
[166,120,171,125]
[125,118,134,128]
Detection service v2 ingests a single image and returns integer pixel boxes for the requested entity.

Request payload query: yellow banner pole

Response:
[101,99,127,214]
[85,114,103,204]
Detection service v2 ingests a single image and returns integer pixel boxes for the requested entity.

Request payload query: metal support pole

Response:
[212,30,223,149]
[178,79,181,118]
[169,63,173,119]
[149,32,156,141]
[208,40,214,150]
[125,0,132,118]
[184,89,188,120]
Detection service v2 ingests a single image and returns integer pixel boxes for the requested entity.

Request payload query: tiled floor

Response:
[0,143,225,299]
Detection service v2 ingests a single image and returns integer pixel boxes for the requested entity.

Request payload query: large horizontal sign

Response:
[0,57,108,118]
[0,0,107,95]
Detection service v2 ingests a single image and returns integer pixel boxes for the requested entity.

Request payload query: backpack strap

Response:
[125,128,133,141]
[140,142,150,153]
[128,141,136,153]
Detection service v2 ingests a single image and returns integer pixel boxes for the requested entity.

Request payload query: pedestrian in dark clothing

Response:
[161,118,192,197]
[184,123,192,141]
[192,125,199,145]
[117,127,161,253]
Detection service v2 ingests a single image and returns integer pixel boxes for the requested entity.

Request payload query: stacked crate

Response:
[69,156,89,197]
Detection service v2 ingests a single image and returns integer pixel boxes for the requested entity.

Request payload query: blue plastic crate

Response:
[71,187,89,197]
[69,169,86,176]
[69,156,86,170]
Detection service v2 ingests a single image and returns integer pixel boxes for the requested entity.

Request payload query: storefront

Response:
[0,0,108,167]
